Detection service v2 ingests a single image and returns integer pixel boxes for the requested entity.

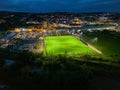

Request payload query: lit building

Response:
[43,21,48,29]
[69,17,83,27]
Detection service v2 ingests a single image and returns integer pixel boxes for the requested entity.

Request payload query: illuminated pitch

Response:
[45,36,96,56]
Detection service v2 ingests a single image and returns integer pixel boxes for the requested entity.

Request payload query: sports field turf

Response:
[45,36,96,56]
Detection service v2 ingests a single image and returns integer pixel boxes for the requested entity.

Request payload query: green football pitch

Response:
[45,36,96,56]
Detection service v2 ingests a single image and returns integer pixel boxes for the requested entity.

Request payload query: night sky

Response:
[0,0,120,13]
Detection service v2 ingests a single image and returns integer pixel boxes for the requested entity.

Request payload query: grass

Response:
[45,36,96,56]
[83,32,120,59]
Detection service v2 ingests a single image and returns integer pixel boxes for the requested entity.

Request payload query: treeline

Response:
[1,54,91,90]
[0,51,120,90]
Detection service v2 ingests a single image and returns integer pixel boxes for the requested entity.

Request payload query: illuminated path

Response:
[75,35,102,54]
[80,38,102,54]
[87,44,102,54]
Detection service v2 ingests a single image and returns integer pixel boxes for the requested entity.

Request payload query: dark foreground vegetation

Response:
[0,51,120,90]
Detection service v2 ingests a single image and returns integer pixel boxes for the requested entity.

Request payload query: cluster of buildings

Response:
[0,19,6,24]
[0,28,44,53]
[0,12,120,53]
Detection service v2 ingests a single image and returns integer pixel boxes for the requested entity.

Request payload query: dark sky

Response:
[0,0,120,13]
